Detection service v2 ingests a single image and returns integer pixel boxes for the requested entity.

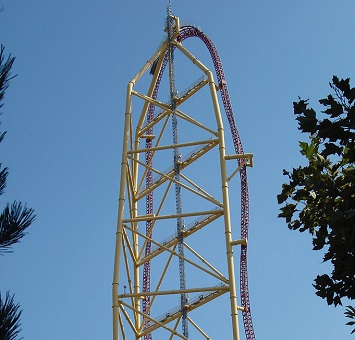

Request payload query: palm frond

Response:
[0,201,35,254]
[0,291,23,340]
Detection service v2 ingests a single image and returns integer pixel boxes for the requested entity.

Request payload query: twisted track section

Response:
[177,26,255,340]
[143,24,255,340]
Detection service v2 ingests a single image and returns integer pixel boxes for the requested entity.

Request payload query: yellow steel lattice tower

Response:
[113,11,255,340]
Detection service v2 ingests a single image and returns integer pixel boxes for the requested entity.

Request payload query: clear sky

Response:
[1,0,355,339]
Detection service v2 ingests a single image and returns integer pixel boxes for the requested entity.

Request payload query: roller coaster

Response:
[113,6,256,340]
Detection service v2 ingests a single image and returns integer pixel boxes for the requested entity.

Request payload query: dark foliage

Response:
[0,292,23,340]
[346,306,355,334]
[0,202,35,255]
[278,76,355,333]
[0,44,16,112]
[0,44,16,151]
[0,45,34,254]
[0,44,35,339]
[0,165,8,196]
[0,45,13,199]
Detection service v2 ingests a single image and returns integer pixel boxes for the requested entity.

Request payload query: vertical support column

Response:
[167,7,189,338]
[133,123,141,339]
[113,81,134,340]
[206,70,241,340]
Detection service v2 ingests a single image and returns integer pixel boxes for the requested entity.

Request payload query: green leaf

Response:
[320,94,343,118]
[293,99,309,115]
[325,101,343,118]
[322,143,342,157]
[282,169,290,176]
[293,188,309,201]
[317,119,344,142]
[278,203,297,223]
[296,108,318,133]
[299,141,309,154]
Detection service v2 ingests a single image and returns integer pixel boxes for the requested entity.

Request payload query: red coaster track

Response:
[143,24,256,340]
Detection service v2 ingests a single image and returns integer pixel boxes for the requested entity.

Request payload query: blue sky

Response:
[1,0,355,339]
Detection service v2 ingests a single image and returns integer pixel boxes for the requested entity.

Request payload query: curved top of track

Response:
[177,24,256,340]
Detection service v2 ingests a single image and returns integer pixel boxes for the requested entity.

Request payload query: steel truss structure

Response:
[113,11,256,340]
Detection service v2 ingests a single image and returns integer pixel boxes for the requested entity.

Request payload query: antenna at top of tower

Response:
[167,0,173,15]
